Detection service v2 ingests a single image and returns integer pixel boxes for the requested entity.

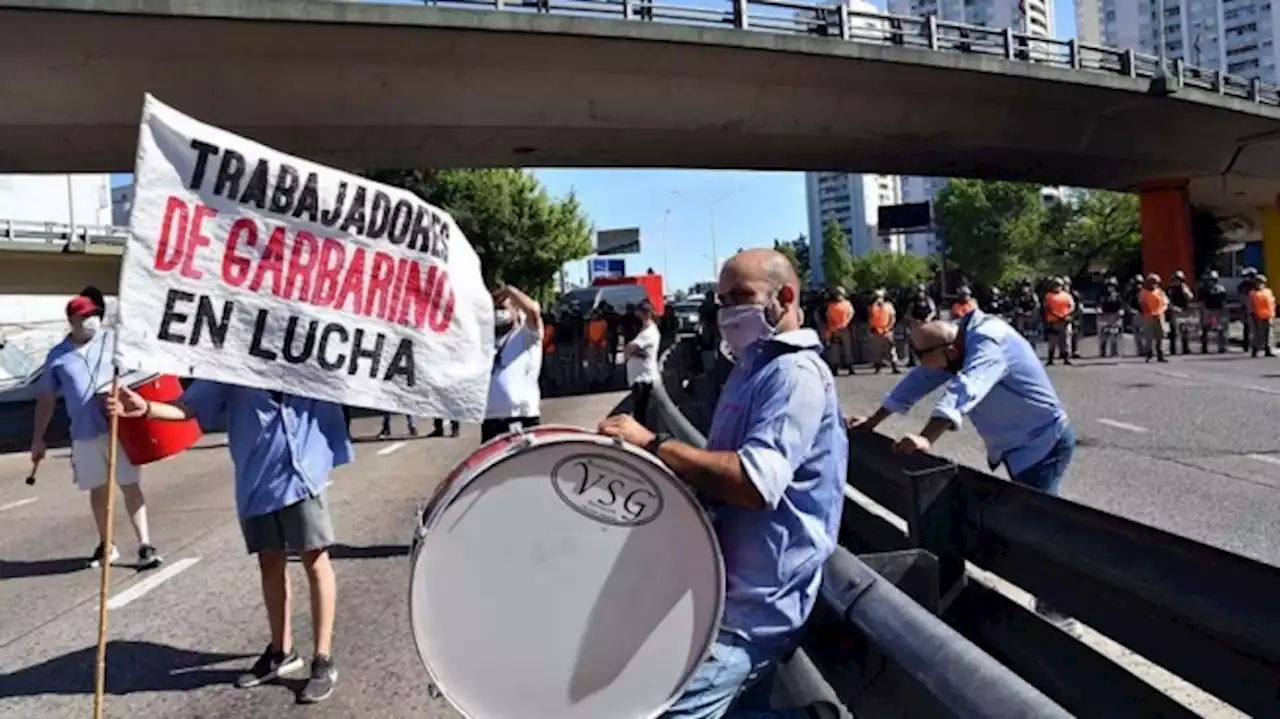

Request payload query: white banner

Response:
[115,95,494,422]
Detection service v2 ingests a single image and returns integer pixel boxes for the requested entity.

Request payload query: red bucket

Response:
[118,375,203,466]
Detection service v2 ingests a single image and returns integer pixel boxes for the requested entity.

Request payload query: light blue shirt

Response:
[181,381,353,519]
[705,328,847,654]
[38,331,114,441]
[883,310,1069,474]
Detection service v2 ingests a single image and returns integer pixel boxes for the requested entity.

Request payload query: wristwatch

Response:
[645,433,672,456]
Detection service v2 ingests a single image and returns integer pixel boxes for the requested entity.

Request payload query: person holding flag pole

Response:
[108,381,352,704]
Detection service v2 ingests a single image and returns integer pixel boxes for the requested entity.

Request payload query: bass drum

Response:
[409,424,724,719]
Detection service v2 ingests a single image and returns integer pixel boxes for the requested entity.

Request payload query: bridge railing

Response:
[411,0,1280,107]
[653,337,1280,717]
[0,218,128,249]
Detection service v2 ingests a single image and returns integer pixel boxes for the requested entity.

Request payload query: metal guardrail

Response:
[0,218,128,249]
[411,0,1280,107]
[649,343,1070,717]
[846,429,1280,718]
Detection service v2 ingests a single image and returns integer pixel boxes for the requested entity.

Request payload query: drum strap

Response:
[493,329,518,374]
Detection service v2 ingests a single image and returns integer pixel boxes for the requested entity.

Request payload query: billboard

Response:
[596,227,641,255]
[877,202,933,235]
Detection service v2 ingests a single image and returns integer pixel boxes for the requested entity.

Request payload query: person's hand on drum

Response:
[598,414,656,448]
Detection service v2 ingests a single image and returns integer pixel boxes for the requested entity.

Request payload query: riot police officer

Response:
[1200,270,1228,354]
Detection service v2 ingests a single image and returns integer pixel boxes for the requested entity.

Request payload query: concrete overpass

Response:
[6,0,1280,279]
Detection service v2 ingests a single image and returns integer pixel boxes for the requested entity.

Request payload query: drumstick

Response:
[25,459,39,486]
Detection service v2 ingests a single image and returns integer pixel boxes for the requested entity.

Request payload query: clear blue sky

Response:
[114,0,1079,294]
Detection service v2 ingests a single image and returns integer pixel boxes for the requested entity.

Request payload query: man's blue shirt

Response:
[706,329,847,654]
[181,381,353,519]
[38,331,114,441]
[884,310,1069,474]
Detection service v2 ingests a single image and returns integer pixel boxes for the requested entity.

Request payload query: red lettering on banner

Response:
[248,226,286,296]
[285,231,319,302]
[181,204,216,281]
[428,274,455,333]
[335,247,367,313]
[312,239,345,307]
[364,251,396,319]
[166,213,455,334]
[222,218,258,287]
[155,197,190,273]
[386,258,411,323]
[398,263,439,329]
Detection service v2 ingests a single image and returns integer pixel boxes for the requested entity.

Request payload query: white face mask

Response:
[74,316,102,339]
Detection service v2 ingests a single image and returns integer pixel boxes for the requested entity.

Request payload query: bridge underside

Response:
[7,0,1280,283]
[3,2,1280,202]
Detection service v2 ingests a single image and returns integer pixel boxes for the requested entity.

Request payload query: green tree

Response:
[848,251,932,291]
[820,220,853,289]
[366,169,593,302]
[1038,190,1141,281]
[934,179,1045,285]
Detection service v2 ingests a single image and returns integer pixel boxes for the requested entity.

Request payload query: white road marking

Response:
[377,441,408,457]
[1097,418,1149,434]
[1152,369,1280,396]
[1247,453,1280,467]
[0,497,38,512]
[107,557,201,610]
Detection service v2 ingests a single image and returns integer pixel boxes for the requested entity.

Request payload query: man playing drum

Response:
[600,248,847,719]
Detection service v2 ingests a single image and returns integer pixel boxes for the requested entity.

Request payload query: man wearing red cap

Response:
[30,294,162,570]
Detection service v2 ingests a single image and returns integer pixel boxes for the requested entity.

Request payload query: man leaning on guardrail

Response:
[600,248,847,719]
[845,309,1075,623]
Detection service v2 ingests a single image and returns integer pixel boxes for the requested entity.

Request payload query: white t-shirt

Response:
[486,325,543,419]
[626,323,661,385]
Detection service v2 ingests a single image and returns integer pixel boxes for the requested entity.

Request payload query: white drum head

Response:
[410,434,724,719]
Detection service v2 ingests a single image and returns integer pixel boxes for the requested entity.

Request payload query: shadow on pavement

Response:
[0,641,250,697]
[0,556,88,580]
[328,543,409,560]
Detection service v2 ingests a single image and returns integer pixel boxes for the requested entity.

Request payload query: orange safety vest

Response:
[951,298,977,319]
[1043,291,1074,322]
[586,320,608,347]
[1139,288,1169,318]
[1250,288,1277,321]
[868,301,895,335]
[825,300,853,336]
[543,324,557,353]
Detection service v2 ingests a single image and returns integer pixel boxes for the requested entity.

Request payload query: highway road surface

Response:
[2,345,1277,718]
[0,391,630,719]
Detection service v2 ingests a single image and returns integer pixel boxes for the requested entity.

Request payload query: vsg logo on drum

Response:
[551,455,665,527]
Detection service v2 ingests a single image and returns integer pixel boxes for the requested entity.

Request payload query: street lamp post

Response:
[709,186,745,277]
[660,208,672,280]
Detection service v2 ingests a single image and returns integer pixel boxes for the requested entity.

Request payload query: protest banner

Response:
[115,95,494,421]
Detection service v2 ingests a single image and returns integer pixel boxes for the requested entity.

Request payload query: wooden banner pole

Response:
[92,369,121,719]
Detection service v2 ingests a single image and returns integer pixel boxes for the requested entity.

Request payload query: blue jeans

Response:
[662,632,811,719]
[1011,423,1076,496]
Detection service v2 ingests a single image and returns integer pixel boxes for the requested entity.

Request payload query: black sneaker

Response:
[89,543,120,569]
[297,655,338,704]
[236,645,303,689]
[137,544,163,571]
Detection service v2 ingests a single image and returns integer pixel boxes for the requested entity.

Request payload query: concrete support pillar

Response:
[1139,180,1196,281]
[1261,205,1280,282]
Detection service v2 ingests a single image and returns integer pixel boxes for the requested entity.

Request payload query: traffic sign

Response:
[589,257,626,280]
